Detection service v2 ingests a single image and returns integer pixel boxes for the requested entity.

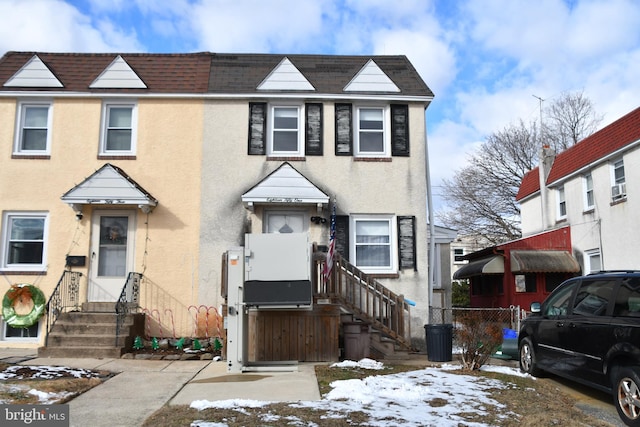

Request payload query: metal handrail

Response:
[115,272,143,346]
[45,271,83,345]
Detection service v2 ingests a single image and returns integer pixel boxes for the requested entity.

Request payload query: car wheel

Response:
[519,337,542,377]
[614,366,640,427]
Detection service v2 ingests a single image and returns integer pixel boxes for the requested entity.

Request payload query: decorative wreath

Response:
[2,284,46,328]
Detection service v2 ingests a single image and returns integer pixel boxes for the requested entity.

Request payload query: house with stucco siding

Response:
[0,51,434,361]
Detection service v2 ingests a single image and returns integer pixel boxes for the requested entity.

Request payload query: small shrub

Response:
[456,311,503,371]
[452,280,471,307]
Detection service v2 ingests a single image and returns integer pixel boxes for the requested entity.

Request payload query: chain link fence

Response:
[429,306,526,351]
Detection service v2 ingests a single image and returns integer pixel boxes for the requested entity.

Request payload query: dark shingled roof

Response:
[0,52,213,93]
[208,53,433,97]
[0,51,433,98]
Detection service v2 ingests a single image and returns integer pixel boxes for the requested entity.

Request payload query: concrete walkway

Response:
[0,348,321,427]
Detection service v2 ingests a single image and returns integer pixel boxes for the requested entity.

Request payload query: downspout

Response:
[425,108,436,323]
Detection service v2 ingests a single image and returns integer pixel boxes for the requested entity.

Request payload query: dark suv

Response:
[518,271,640,426]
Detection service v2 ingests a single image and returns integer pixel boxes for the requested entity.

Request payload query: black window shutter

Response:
[397,216,416,270]
[334,215,349,260]
[391,104,410,156]
[248,102,266,155]
[334,103,353,156]
[305,103,323,155]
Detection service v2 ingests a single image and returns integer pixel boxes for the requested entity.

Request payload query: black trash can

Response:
[425,324,453,362]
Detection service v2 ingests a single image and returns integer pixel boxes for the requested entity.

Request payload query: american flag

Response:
[322,203,336,281]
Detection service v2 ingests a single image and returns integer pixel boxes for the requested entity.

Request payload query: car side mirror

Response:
[530,302,541,313]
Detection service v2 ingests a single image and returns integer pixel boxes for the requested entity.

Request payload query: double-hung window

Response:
[270,105,302,155]
[355,107,388,157]
[100,102,137,155]
[14,101,52,155]
[351,215,396,273]
[584,173,594,211]
[557,186,567,219]
[611,158,626,200]
[585,249,601,274]
[248,102,322,156]
[1,212,48,271]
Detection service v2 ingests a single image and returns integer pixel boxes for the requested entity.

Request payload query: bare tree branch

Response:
[438,91,601,244]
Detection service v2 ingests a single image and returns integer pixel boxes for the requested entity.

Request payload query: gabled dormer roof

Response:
[257,57,314,91]
[241,162,329,211]
[344,59,400,92]
[3,55,63,88]
[90,55,146,89]
[517,106,640,201]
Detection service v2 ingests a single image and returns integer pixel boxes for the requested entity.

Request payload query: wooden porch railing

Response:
[314,252,413,351]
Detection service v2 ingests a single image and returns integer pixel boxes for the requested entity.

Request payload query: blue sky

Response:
[1,0,639,211]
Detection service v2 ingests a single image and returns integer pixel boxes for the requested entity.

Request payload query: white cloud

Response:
[187,0,328,53]
[0,0,141,53]
[371,28,457,98]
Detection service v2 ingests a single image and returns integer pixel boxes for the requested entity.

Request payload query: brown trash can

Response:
[343,323,371,360]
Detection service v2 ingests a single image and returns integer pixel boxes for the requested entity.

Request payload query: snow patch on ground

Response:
[190,359,523,427]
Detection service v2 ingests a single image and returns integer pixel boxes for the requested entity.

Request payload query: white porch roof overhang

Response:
[241,162,329,212]
[61,163,158,214]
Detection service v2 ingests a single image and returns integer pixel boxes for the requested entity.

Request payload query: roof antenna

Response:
[532,94,544,145]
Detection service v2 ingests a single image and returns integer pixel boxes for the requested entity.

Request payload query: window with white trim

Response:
[268,105,303,155]
[14,101,52,155]
[355,106,389,157]
[585,249,601,274]
[1,212,48,271]
[557,186,567,219]
[453,248,465,263]
[611,158,626,200]
[583,173,594,211]
[351,215,397,273]
[613,159,626,184]
[2,319,39,341]
[100,102,137,155]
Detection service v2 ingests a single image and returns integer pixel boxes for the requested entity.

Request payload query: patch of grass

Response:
[463,369,613,427]
[0,377,103,404]
[143,364,617,427]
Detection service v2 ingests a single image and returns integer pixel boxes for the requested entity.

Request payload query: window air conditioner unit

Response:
[612,183,627,199]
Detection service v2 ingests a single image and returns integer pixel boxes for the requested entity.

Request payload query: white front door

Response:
[89,210,136,301]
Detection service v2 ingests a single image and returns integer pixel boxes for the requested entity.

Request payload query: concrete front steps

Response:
[38,302,144,359]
